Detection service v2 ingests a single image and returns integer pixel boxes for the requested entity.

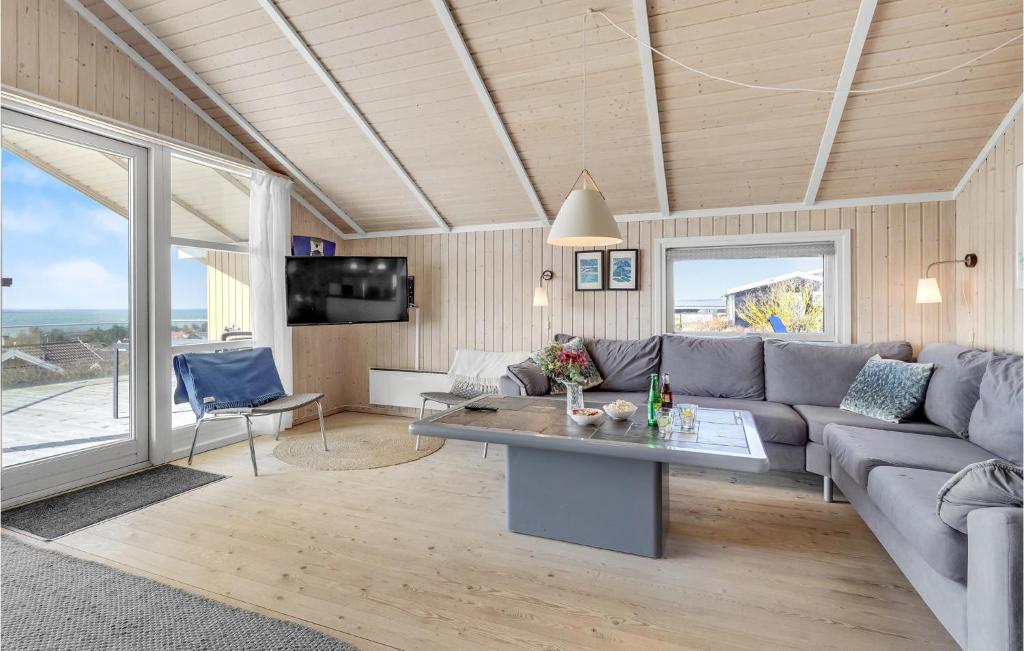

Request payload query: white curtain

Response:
[249,170,294,433]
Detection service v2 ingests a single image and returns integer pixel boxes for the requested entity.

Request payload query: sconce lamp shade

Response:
[533,286,549,307]
[548,188,622,247]
[916,277,942,304]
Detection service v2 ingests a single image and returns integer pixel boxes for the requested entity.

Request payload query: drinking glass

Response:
[678,404,698,432]
[656,408,674,438]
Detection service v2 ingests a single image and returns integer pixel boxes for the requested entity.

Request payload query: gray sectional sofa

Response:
[498,334,1023,650]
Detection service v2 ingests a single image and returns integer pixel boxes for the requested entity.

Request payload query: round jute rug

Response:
[273,413,443,471]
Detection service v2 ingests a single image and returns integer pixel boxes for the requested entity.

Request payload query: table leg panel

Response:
[506,446,666,558]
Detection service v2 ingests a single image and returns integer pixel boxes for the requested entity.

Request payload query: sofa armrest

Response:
[967,506,1022,651]
[498,375,524,397]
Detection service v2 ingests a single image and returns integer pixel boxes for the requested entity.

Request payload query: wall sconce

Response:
[533,270,554,307]
[916,253,977,304]
[534,270,554,341]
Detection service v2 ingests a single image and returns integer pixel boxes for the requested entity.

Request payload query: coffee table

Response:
[409,396,768,557]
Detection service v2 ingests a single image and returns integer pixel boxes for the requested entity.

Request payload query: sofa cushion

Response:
[937,459,1023,534]
[764,339,914,407]
[867,466,968,582]
[660,335,764,400]
[674,395,806,445]
[506,361,550,397]
[823,424,992,486]
[917,343,990,437]
[553,334,661,392]
[794,404,952,444]
[839,355,934,423]
[968,354,1023,465]
[498,374,523,397]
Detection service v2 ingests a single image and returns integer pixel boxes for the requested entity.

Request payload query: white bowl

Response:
[603,403,638,421]
[569,408,604,426]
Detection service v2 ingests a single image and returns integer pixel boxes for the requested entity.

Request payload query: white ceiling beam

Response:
[430,0,548,225]
[256,0,451,232]
[952,94,1022,198]
[99,0,365,237]
[66,3,348,241]
[632,0,670,217]
[802,0,878,206]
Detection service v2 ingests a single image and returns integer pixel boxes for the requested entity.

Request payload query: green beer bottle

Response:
[647,373,661,427]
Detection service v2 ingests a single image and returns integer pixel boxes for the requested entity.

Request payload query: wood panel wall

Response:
[291,200,959,420]
[955,115,1023,354]
[206,250,251,342]
[2,0,242,159]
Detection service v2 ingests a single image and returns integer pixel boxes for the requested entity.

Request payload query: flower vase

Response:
[564,382,584,415]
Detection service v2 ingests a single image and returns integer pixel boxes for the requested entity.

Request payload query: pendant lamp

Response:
[548,12,623,248]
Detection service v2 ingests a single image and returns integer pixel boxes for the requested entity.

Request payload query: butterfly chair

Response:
[174,347,328,476]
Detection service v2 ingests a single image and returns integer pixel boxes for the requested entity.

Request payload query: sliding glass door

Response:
[1,109,150,502]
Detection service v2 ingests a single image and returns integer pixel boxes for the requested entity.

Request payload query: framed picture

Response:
[574,251,604,291]
[292,235,336,256]
[607,249,639,290]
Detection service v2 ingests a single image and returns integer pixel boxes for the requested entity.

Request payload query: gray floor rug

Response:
[1,536,358,650]
[1,465,225,540]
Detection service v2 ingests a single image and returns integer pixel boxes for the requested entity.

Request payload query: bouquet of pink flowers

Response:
[535,343,592,386]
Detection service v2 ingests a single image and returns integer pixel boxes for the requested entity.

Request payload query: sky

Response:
[2,149,207,311]
[673,257,822,302]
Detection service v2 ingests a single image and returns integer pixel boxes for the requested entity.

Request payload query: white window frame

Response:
[1,107,151,504]
[165,154,254,454]
[2,95,262,483]
[655,230,851,343]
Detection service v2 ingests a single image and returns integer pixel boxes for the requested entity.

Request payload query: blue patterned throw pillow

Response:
[840,355,934,423]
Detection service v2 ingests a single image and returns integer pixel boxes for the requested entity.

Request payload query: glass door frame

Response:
[1,107,150,503]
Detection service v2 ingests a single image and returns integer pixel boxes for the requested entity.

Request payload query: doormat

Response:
[1,465,225,540]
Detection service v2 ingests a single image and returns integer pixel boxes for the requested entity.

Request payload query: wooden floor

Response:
[18,412,956,650]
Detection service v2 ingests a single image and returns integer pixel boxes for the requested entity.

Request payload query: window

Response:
[659,232,850,342]
[169,153,251,344]
[169,154,252,428]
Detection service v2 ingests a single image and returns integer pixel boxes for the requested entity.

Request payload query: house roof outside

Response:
[724,270,824,297]
[0,349,63,373]
[1,341,110,372]
[674,299,728,311]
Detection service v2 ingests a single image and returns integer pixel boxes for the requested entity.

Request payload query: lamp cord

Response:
[593,10,1022,95]
[581,11,587,177]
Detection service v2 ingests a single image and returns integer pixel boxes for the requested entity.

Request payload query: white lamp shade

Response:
[532,286,549,307]
[548,188,623,247]
[916,277,942,304]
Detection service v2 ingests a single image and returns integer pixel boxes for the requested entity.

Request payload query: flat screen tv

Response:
[286,256,409,326]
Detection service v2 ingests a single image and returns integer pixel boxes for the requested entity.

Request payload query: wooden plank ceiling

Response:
[819,0,1023,199]
[647,0,860,208]
[79,0,1022,233]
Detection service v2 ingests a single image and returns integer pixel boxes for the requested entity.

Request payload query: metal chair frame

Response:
[187,396,328,476]
[416,395,488,458]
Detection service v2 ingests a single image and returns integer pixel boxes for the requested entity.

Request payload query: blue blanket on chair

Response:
[173,347,286,417]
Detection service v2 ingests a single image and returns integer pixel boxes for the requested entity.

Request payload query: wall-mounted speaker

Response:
[407,276,416,307]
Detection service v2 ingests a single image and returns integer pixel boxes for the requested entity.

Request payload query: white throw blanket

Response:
[448,349,531,395]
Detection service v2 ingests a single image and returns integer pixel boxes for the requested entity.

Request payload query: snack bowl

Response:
[603,400,638,421]
[569,407,604,426]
